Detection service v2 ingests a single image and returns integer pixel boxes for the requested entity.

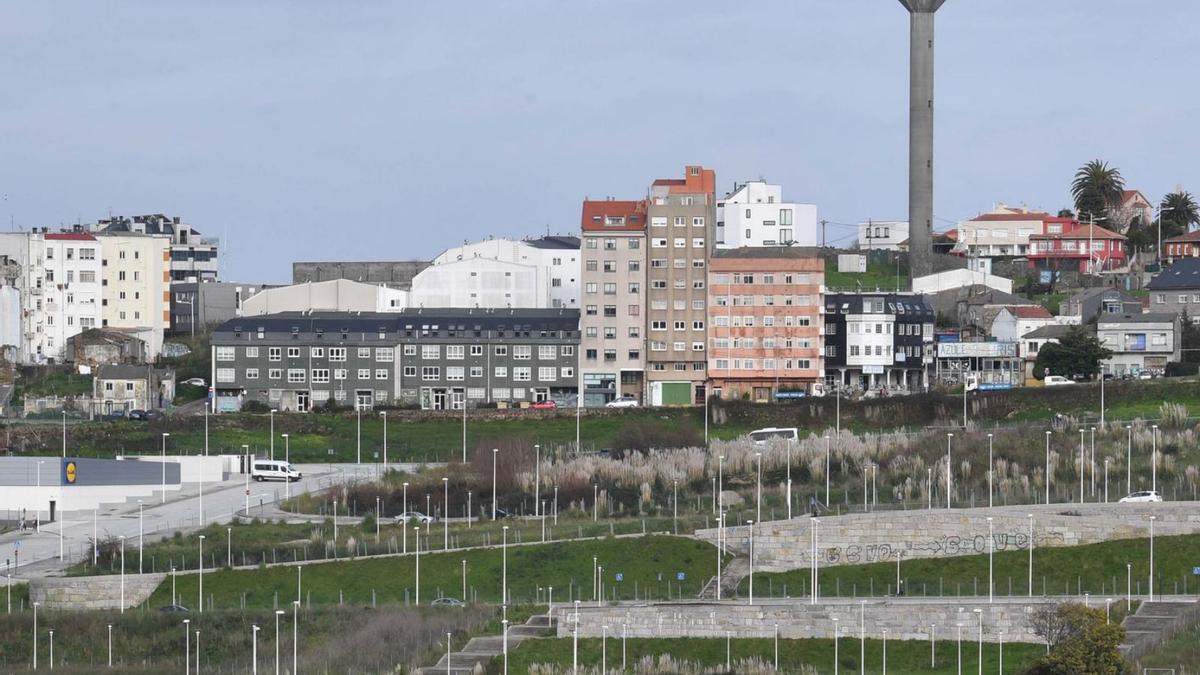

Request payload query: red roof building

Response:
[1163,230,1200,265]
[580,199,647,232]
[1027,219,1126,273]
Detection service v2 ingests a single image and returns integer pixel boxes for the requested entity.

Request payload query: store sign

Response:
[937,342,1017,358]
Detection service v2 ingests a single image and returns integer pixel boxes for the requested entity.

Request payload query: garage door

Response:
[661,382,692,406]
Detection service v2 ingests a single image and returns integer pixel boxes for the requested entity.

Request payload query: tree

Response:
[1057,208,1075,219]
[1071,160,1125,222]
[1033,325,1113,380]
[1021,604,1129,675]
[1159,190,1200,241]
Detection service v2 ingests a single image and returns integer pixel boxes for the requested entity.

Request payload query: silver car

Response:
[395,511,435,525]
[1118,490,1162,503]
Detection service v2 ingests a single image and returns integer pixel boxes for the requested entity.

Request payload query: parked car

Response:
[127,409,150,421]
[430,597,464,607]
[1137,371,1154,380]
[395,511,435,525]
[182,377,206,387]
[1043,376,1074,386]
[531,400,557,410]
[605,395,639,409]
[1118,490,1162,503]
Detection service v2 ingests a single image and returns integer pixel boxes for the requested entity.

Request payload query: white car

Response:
[605,396,639,409]
[182,377,206,387]
[1118,490,1162,504]
[396,511,435,525]
[1043,375,1075,386]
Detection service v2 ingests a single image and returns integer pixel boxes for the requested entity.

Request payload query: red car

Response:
[531,400,557,410]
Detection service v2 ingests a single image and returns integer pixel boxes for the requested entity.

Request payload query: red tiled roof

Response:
[1003,305,1053,319]
[1030,224,1126,241]
[580,199,647,232]
[1121,190,1152,206]
[45,232,96,241]
[1165,230,1200,244]
[969,212,1051,222]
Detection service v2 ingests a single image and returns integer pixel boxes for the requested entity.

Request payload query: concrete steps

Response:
[1119,599,1200,661]
[697,556,749,600]
[416,614,556,675]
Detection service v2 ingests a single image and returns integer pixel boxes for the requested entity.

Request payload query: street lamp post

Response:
[107,624,112,668]
[747,520,755,605]
[356,405,361,465]
[1157,205,1176,263]
[269,409,275,460]
[251,625,260,675]
[443,477,449,550]
[183,619,191,675]
[119,536,126,614]
[987,517,993,603]
[832,618,839,675]
[161,432,170,504]
[138,500,144,573]
[293,601,300,675]
[198,535,205,613]
[1149,515,1156,601]
[61,411,66,458]
[32,601,38,670]
[282,433,290,500]
[1044,431,1051,504]
[491,449,498,520]
[946,433,953,509]
[533,444,540,519]
[1079,428,1085,504]
[1126,562,1132,610]
[755,452,762,523]
[380,411,388,472]
[811,517,820,605]
[987,433,993,508]
[973,608,983,675]
[1028,514,1034,598]
[824,434,831,508]
[414,526,421,605]
[1126,424,1132,494]
[274,609,285,675]
[1151,424,1159,494]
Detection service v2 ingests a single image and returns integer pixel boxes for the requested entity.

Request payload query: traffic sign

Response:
[1192,566,1200,576]
[615,573,623,582]
[676,572,685,581]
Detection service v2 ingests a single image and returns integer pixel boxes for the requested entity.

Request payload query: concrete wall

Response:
[699,503,1200,573]
[31,573,166,610]
[558,599,1054,644]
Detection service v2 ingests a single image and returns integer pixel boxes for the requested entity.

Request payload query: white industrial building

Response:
[912,269,1013,295]
[413,236,580,309]
[241,279,408,316]
[716,181,818,248]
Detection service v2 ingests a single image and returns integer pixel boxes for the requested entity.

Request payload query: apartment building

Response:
[645,166,716,405]
[716,181,818,248]
[0,230,102,364]
[708,248,824,401]
[97,233,171,359]
[1097,313,1180,376]
[210,309,579,412]
[1147,258,1200,318]
[579,199,647,405]
[824,292,934,392]
[856,221,910,251]
[954,207,1050,258]
[90,214,219,284]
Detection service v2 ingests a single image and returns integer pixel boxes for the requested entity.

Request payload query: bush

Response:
[1165,361,1199,377]
[242,400,272,414]
[612,421,703,454]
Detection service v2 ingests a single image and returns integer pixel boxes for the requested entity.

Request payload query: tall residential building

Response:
[708,248,825,401]
[716,181,818,248]
[0,230,102,363]
[98,233,171,359]
[579,199,647,405]
[90,214,219,284]
[823,292,933,392]
[645,165,716,405]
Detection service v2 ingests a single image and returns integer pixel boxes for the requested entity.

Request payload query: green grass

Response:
[494,636,1043,674]
[146,536,722,610]
[740,533,1200,601]
[12,370,92,404]
[825,258,909,293]
[1137,619,1200,671]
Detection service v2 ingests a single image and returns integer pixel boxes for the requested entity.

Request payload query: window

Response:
[311,369,330,383]
[604,306,616,317]
[335,368,348,380]
[287,347,300,358]
[445,367,463,381]
[470,366,483,378]
[629,260,641,272]
[310,347,324,359]
[692,216,705,227]
[470,345,484,356]
[215,346,236,361]
[329,347,347,361]
[604,239,616,250]
[693,280,705,289]
[244,346,259,358]
[585,305,598,316]
[628,282,640,294]
[269,368,282,380]
[446,345,465,360]
[513,367,532,382]
[692,342,705,351]
[513,345,532,360]
[651,216,667,227]
[674,320,686,330]
[287,369,306,383]
[652,238,667,248]
[403,366,416,377]
[538,367,556,381]
[376,348,394,362]
[422,345,441,359]
[422,366,440,381]
[358,369,371,379]
[358,347,371,359]
[603,283,616,294]
[650,259,667,268]
[651,320,667,331]
[586,260,598,272]
[494,366,509,378]
[495,346,508,356]
[651,280,667,290]
[604,327,616,339]
[538,345,557,360]
[1155,293,1166,304]
[216,368,235,383]
[629,239,640,249]
[693,238,705,248]
[585,283,598,294]
[245,368,259,380]
[269,347,282,362]
[674,238,686,248]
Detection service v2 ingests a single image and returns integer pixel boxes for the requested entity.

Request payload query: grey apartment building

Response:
[210,309,579,412]
[645,166,716,406]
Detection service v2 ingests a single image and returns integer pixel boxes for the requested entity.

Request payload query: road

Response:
[0,462,426,582]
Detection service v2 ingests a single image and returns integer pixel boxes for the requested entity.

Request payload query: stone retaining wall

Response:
[556,599,1057,644]
[30,573,166,610]
[697,503,1200,572]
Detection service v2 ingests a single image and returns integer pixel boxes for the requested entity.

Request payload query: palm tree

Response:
[1071,160,1125,221]
[1160,191,1200,240]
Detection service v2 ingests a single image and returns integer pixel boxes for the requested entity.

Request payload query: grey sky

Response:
[2,1,1196,282]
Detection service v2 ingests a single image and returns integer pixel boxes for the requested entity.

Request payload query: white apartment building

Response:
[716,181,818,248]
[954,206,1049,258]
[97,233,171,359]
[0,230,102,364]
[416,236,580,309]
[856,221,909,251]
[90,214,219,284]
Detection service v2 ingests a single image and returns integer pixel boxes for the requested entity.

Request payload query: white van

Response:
[251,460,301,482]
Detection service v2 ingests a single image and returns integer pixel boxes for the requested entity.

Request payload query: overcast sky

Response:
[2,1,1196,282]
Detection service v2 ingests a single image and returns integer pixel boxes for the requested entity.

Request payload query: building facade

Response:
[1097,313,1180,376]
[857,221,910,251]
[1061,287,1143,323]
[1027,222,1127,273]
[92,364,174,414]
[645,166,716,405]
[97,233,171,359]
[707,248,824,401]
[823,292,933,392]
[241,279,406,316]
[170,281,271,336]
[210,309,579,412]
[579,199,647,406]
[1147,258,1200,318]
[90,214,219,284]
[413,236,580,309]
[954,208,1049,258]
[716,181,818,248]
[292,260,431,290]
[1163,230,1200,264]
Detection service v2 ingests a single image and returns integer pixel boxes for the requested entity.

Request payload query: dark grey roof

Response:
[1148,259,1200,290]
[713,246,824,259]
[1021,324,1074,339]
[215,308,580,335]
[96,364,154,380]
[527,235,581,250]
[1097,313,1178,324]
[825,292,934,317]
